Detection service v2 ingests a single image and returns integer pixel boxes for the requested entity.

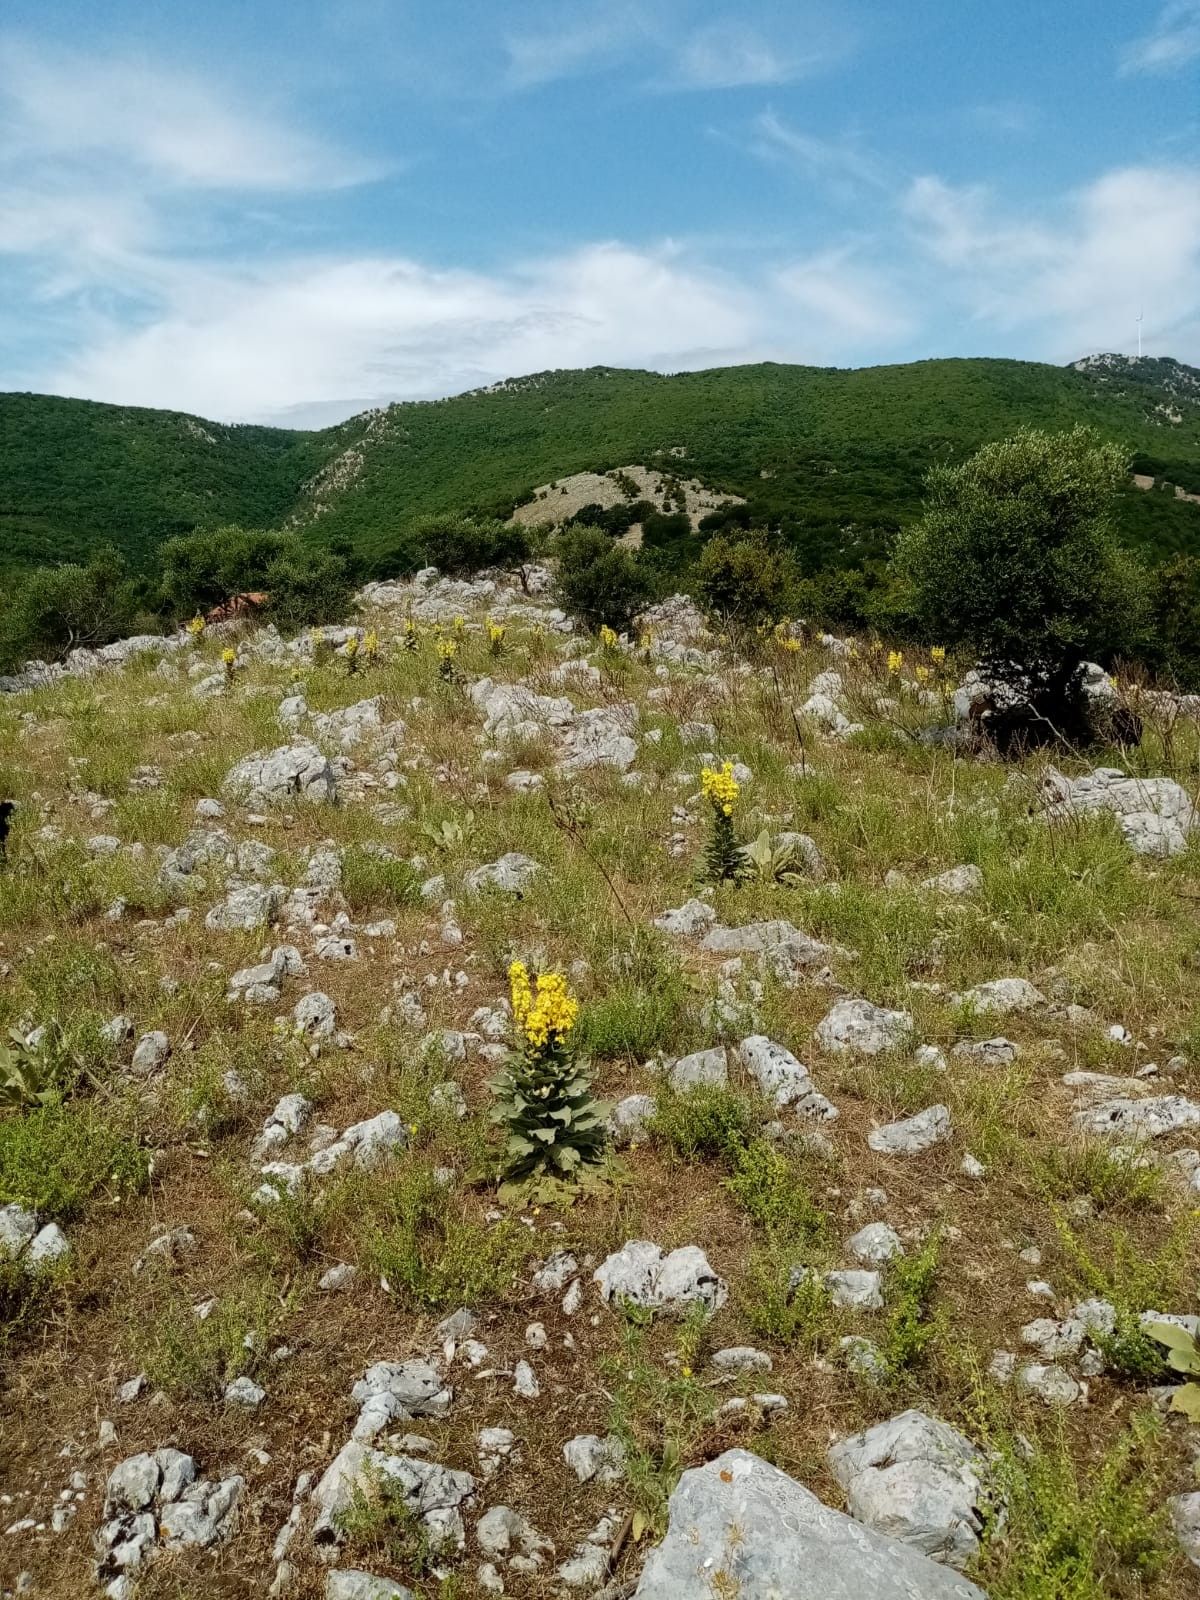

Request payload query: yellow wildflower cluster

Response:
[915,664,931,685]
[598,624,619,651]
[638,628,654,653]
[221,647,236,669]
[508,960,579,1051]
[436,637,458,661]
[701,760,740,817]
[186,615,205,637]
[403,618,419,650]
[363,630,379,662]
[452,615,466,634]
[930,645,946,665]
[345,635,360,659]
[887,649,904,676]
[487,619,506,650]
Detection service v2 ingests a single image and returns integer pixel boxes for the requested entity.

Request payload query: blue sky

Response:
[1,0,1198,423]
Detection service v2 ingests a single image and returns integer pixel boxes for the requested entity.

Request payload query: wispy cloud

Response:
[747,110,888,195]
[504,4,856,93]
[0,37,378,192]
[1119,1,1200,76]
[674,22,817,89]
[504,5,651,88]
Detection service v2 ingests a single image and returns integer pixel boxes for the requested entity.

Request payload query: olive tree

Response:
[893,426,1141,742]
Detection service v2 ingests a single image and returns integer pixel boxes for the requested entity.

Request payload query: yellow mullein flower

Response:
[887,649,904,676]
[598,624,619,651]
[403,618,419,650]
[915,664,931,685]
[221,647,236,667]
[452,615,466,634]
[508,960,578,1050]
[930,645,946,665]
[487,619,506,653]
[781,637,802,654]
[436,637,457,660]
[363,630,379,661]
[345,635,359,657]
[700,761,740,817]
[186,615,205,637]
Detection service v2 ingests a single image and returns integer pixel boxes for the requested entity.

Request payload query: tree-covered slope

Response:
[0,392,358,573]
[3,355,1200,577]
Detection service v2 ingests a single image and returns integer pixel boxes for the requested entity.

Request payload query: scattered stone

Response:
[737,1035,837,1118]
[223,742,337,806]
[1169,1491,1200,1569]
[224,1376,266,1409]
[667,1045,727,1090]
[1041,767,1200,857]
[868,1105,952,1156]
[921,864,983,896]
[954,977,1045,1016]
[326,1574,414,1600]
[816,998,912,1056]
[1016,1363,1082,1405]
[594,1241,727,1317]
[652,898,716,938]
[846,1222,905,1264]
[1073,1095,1200,1141]
[711,1346,773,1374]
[130,1031,170,1075]
[608,1093,656,1147]
[463,854,541,894]
[563,1434,627,1485]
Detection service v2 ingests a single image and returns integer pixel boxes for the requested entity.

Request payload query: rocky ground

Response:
[2,566,1200,1599]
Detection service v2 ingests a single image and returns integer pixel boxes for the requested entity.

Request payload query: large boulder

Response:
[634,1449,987,1598]
[223,742,337,806]
[1041,767,1198,857]
[827,1410,995,1569]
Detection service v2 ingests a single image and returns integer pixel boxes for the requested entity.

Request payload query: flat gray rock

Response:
[224,741,337,806]
[595,1240,727,1317]
[868,1104,952,1155]
[634,1448,987,1598]
[326,1574,415,1600]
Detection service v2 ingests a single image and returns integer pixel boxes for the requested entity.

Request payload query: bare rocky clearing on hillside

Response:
[2,569,1200,1600]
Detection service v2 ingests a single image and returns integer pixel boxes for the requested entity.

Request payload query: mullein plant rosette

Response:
[490,961,606,1196]
[700,760,745,883]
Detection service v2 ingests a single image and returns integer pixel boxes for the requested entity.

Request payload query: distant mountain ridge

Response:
[3,354,1199,578]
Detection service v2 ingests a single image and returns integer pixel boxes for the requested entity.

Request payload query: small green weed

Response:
[367,1163,529,1309]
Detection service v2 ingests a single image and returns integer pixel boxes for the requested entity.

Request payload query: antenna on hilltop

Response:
[1136,309,1143,360]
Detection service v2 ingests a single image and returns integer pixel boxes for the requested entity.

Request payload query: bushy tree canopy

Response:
[893,426,1138,678]
[695,529,798,627]
[555,527,652,633]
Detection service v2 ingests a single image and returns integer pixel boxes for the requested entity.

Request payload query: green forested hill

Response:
[3,354,1200,578]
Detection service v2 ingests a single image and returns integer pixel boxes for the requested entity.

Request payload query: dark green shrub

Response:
[415,514,530,575]
[0,546,136,669]
[695,529,798,627]
[555,526,652,632]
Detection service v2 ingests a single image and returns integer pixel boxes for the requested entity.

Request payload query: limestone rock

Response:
[827,1410,994,1569]
[594,1240,727,1317]
[634,1448,987,1598]
[868,1105,952,1156]
[816,999,912,1056]
[223,742,337,806]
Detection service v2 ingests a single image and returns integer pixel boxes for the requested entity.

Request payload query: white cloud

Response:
[1119,2,1200,75]
[504,6,650,87]
[0,36,376,191]
[903,165,1200,358]
[46,243,769,421]
[774,251,913,345]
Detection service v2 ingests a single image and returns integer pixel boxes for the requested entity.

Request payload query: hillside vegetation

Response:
[4,355,1200,580]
